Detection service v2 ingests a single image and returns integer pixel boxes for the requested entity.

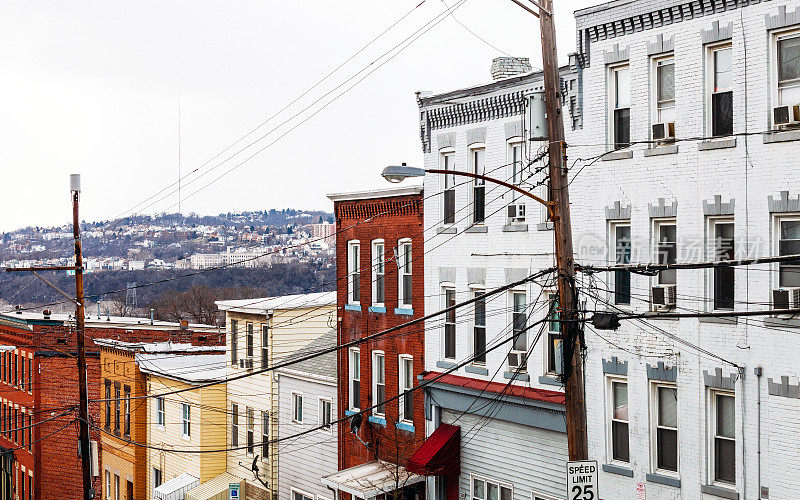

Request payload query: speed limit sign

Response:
[566,460,598,500]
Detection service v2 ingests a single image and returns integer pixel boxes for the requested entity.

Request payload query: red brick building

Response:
[0,310,223,499]
[326,186,426,500]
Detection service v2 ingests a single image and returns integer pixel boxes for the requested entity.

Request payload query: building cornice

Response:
[326,186,423,202]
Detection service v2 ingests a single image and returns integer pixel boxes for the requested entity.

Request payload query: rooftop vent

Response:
[491,57,532,81]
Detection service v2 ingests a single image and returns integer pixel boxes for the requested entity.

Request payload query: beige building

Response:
[203,292,336,500]
[139,351,228,499]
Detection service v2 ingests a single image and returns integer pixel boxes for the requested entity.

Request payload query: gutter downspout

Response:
[739,366,747,500]
[755,366,763,499]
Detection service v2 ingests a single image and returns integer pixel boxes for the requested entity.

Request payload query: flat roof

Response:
[326,185,423,202]
[0,311,219,331]
[136,353,226,384]
[216,291,336,314]
[95,339,223,354]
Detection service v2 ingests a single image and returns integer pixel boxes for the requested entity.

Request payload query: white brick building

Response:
[568,1,800,499]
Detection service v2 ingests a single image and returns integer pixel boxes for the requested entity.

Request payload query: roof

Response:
[422,371,565,405]
[276,329,337,381]
[154,473,200,499]
[136,353,226,384]
[326,185,423,202]
[322,461,425,498]
[185,471,245,500]
[216,291,335,314]
[574,0,638,17]
[94,339,223,354]
[0,311,219,331]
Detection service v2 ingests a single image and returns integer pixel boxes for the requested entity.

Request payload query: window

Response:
[372,240,385,306]
[27,414,31,451]
[708,44,733,137]
[319,398,332,430]
[246,323,254,358]
[472,148,486,223]
[654,56,676,125]
[230,319,238,366]
[123,386,131,436]
[372,351,386,416]
[613,224,631,305]
[471,476,512,500]
[655,221,677,284]
[115,474,120,500]
[509,142,525,185]
[509,292,527,371]
[156,397,165,427]
[105,471,111,499]
[262,411,269,459]
[442,152,456,224]
[778,218,800,287]
[712,392,735,484]
[399,355,413,422]
[610,65,630,148]
[181,403,191,437]
[546,294,562,375]
[247,407,255,455]
[293,489,314,500]
[114,384,121,433]
[261,325,269,368]
[473,291,487,365]
[292,393,303,423]
[398,239,413,307]
[27,357,31,392]
[231,403,239,447]
[153,468,162,488]
[776,30,800,106]
[349,348,361,410]
[443,288,456,360]
[348,241,361,304]
[609,378,629,463]
[104,380,111,429]
[712,220,735,309]
[652,385,678,473]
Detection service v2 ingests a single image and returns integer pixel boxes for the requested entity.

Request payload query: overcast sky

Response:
[0,0,597,232]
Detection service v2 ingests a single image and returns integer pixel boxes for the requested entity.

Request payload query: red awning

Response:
[406,423,460,477]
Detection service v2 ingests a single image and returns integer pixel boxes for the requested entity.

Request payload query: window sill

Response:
[502,224,528,232]
[763,129,800,143]
[465,225,488,233]
[464,365,488,375]
[700,484,738,499]
[643,145,678,156]
[601,149,633,161]
[368,415,386,426]
[394,308,414,316]
[344,410,358,417]
[344,304,362,312]
[698,138,736,150]
[602,463,633,477]
[764,316,800,328]
[503,371,529,382]
[646,472,680,488]
[395,421,414,432]
[536,222,554,231]
[640,312,679,321]
[699,315,738,325]
[368,306,386,314]
[436,226,457,234]
[538,375,563,387]
[436,360,457,370]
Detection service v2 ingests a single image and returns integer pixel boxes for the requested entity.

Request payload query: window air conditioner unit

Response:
[652,122,676,141]
[773,105,800,128]
[651,284,677,311]
[507,203,526,223]
[507,352,526,370]
[772,287,800,312]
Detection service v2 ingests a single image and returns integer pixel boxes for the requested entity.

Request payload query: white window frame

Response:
[372,351,386,417]
[180,403,191,439]
[231,402,239,448]
[532,493,559,500]
[349,348,361,411]
[261,410,269,460]
[156,396,165,428]
[470,474,513,500]
[398,354,414,423]
[606,375,629,465]
[653,219,678,285]
[649,382,679,476]
[544,292,562,376]
[371,239,385,308]
[246,406,255,456]
[609,221,632,307]
[291,487,316,500]
[705,42,733,137]
[469,144,486,224]
[771,27,800,114]
[509,290,528,372]
[318,397,332,433]
[398,238,413,308]
[507,138,525,185]
[442,286,457,361]
[651,54,676,127]
[707,217,735,311]
[292,392,303,424]
[709,390,736,487]
[774,214,800,289]
[441,149,456,225]
[608,63,631,150]
[347,241,361,305]
[471,288,487,366]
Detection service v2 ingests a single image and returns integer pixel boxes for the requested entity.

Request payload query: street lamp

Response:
[381,163,554,219]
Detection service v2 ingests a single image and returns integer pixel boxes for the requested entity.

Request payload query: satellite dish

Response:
[350,413,362,434]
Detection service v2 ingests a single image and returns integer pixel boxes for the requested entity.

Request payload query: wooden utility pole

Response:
[71,174,94,499]
[537,0,588,460]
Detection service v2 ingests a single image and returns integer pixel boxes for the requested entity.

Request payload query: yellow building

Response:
[201,292,336,500]
[138,350,228,499]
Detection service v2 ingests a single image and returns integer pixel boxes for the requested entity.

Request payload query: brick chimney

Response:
[490,57,532,80]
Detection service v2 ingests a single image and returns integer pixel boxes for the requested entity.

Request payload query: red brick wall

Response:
[333,192,426,473]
